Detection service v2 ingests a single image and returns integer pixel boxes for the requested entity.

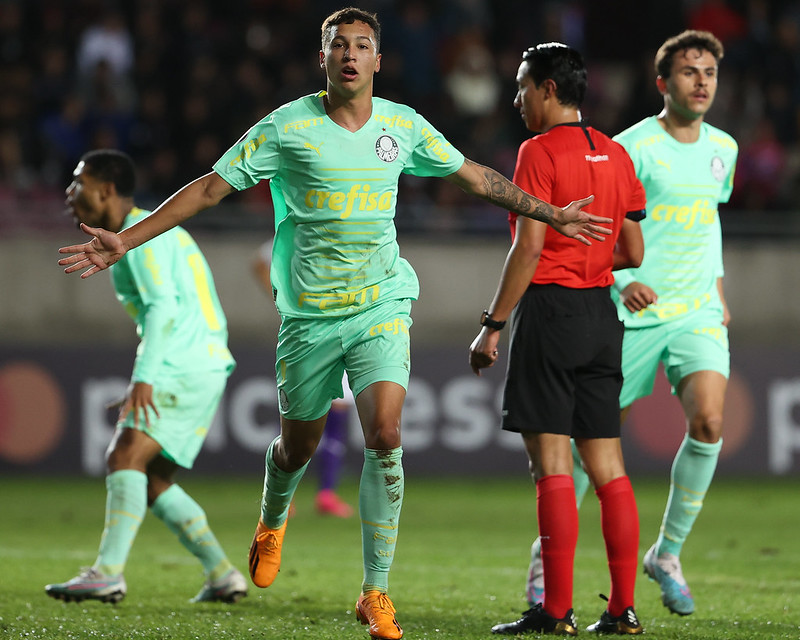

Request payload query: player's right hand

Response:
[620,281,657,312]
[58,223,127,278]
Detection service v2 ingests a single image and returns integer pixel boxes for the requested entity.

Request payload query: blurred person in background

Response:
[525,29,738,619]
[470,42,646,636]
[57,7,612,639]
[46,149,246,605]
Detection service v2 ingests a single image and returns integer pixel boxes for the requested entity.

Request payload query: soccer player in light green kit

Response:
[57,9,613,639]
[525,30,737,620]
[46,150,246,604]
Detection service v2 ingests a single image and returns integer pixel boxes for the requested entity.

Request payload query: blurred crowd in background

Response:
[2,0,800,234]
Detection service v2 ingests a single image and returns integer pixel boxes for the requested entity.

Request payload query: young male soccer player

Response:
[46,150,246,604]
[57,8,613,639]
[469,43,646,636]
[525,29,737,618]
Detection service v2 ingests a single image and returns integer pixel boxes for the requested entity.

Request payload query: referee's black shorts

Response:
[501,284,623,438]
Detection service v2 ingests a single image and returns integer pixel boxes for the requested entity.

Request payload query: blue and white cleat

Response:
[191,567,248,603]
[642,543,695,615]
[45,567,127,604]
[526,537,545,606]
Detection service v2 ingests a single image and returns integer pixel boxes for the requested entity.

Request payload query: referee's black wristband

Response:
[480,310,506,330]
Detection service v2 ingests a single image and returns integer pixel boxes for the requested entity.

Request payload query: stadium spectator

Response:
[56,8,611,639]
[2,0,800,226]
[45,149,247,605]
[470,42,645,636]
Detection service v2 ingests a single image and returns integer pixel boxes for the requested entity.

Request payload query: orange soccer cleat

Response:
[248,518,287,588]
[355,590,403,639]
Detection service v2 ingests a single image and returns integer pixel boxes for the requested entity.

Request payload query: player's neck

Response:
[656,108,703,144]
[323,88,373,132]
[108,201,135,233]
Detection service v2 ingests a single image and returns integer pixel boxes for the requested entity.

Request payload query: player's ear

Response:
[375,52,381,73]
[655,75,668,96]
[98,181,116,201]
[319,50,325,69]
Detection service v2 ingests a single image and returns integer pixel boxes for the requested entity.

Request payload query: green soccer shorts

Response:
[620,306,729,408]
[118,368,230,468]
[275,298,413,421]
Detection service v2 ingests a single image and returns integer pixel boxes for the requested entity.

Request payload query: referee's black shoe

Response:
[586,606,644,635]
[491,603,578,636]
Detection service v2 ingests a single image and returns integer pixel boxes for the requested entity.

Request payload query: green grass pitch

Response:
[1,475,798,639]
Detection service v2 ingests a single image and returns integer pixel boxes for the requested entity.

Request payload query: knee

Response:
[689,410,723,443]
[364,420,401,451]
[105,445,131,473]
[273,438,314,472]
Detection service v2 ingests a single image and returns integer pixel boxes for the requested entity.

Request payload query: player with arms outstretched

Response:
[58,8,612,639]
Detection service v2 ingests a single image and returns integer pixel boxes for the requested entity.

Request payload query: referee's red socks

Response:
[536,474,578,620]
[596,475,639,617]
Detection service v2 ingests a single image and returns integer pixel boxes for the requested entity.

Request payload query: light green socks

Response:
[151,484,233,582]
[360,447,404,594]
[261,437,309,528]
[95,470,148,576]
[570,438,592,508]
[656,435,722,557]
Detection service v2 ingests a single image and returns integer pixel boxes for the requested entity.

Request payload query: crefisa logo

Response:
[375,135,399,163]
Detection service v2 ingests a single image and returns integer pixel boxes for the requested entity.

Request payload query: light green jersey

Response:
[111,208,235,383]
[613,116,737,328]
[214,92,465,318]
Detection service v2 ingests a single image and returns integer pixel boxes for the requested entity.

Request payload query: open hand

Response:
[58,223,127,278]
[552,195,613,245]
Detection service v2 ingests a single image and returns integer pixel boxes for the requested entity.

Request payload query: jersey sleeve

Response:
[403,113,465,177]
[512,138,555,202]
[620,144,647,220]
[125,233,181,383]
[719,149,737,204]
[213,115,282,190]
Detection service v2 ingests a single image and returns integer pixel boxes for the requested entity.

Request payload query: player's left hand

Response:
[469,328,501,376]
[118,382,160,429]
[552,195,612,245]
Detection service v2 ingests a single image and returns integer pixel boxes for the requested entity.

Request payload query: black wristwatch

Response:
[480,310,506,330]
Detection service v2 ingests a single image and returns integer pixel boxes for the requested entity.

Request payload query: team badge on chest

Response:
[375,135,399,162]
[710,156,726,182]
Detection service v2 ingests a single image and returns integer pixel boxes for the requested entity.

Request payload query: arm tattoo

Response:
[477,163,554,223]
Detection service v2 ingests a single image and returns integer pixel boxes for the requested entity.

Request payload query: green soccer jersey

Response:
[111,208,235,383]
[612,116,738,328]
[213,91,465,319]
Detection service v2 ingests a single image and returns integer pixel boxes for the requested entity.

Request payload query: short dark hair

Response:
[522,42,587,108]
[80,149,136,197]
[321,7,381,52]
[655,30,724,79]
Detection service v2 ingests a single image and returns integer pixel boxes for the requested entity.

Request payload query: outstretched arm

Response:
[58,171,234,278]
[445,158,610,245]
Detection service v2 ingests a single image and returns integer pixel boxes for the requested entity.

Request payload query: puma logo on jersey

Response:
[304,141,324,156]
[656,159,671,171]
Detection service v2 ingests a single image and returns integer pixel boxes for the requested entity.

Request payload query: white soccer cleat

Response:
[45,567,127,604]
[191,567,248,603]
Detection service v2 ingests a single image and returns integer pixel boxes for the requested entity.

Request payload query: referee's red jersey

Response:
[509,122,646,288]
